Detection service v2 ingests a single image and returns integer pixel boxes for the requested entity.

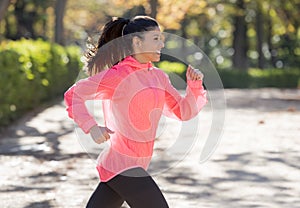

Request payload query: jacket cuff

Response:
[187,80,203,88]
[81,119,97,134]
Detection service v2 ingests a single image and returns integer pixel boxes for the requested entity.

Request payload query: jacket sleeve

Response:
[64,69,120,133]
[163,73,207,121]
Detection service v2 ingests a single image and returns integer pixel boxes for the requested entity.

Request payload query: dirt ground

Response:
[0,88,300,208]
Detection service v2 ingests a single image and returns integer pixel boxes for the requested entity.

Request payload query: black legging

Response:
[86,167,169,208]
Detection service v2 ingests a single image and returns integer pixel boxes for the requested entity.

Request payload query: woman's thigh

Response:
[107,167,169,208]
[86,182,125,208]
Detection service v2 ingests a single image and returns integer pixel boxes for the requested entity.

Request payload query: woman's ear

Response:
[132,36,142,47]
[132,36,142,53]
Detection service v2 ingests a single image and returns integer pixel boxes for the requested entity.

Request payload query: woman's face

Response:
[133,27,165,63]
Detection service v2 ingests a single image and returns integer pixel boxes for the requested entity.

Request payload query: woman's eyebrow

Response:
[153,33,161,37]
[153,33,165,40]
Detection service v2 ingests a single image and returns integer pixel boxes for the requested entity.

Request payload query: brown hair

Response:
[85,16,159,76]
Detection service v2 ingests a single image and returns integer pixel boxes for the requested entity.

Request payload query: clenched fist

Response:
[89,125,114,144]
[186,65,204,81]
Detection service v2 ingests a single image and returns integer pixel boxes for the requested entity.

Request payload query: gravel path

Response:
[0,88,299,208]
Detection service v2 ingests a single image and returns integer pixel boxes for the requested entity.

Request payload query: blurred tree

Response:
[255,1,265,69]
[55,0,67,45]
[232,0,248,71]
[187,0,299,70]
[123,5,146,19]
[1,0,299,69]
[14,0,37,39]
[111,0,202,30]
[2,0,54,40]
[249,0,300,69]
[149,0,158,18]
[0,0,10,22]
[63,0,126,47]
[266,3,277,68]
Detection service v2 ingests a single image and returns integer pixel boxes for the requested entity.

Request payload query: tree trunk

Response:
[181,17,188,63]
[266,7,277,68]
[149,0,158,18]
[4,15,13,39]
[232,0,248,71]
[256,4,264,69]
[55,0,67,45]
[0,0,10,22]
[15,0,36,39]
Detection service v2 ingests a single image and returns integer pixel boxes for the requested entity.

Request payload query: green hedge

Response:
[0,39,82,126]
[157,61,186,75]
[157,61,300,89]
[219,68,300,88]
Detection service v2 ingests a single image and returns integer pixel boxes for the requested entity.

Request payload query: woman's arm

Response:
[64,68,121,133]
[163,66,207,120]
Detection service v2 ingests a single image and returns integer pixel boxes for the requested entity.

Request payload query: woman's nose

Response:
[159,40,164,49]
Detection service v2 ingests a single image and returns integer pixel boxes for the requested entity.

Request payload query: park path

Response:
[0,88,300,208]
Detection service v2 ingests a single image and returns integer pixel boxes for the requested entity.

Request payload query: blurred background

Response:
[0,0,299,130]
[0,1,300,207]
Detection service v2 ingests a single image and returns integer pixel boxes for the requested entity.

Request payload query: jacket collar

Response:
[118,56,153,71]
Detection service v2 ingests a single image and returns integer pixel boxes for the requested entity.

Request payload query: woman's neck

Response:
[132,54,149,64]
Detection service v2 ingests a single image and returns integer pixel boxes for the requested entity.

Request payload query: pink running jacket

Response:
[64,56,207,181]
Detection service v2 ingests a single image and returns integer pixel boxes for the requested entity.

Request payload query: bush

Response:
[217,70,251,88]
[156,61,186,76]
[156,60,300,89]
[219,68,300,88]
[0,39,82,126]
[156,61,188,89]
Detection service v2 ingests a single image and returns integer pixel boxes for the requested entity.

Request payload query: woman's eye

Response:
[153,34,165,42]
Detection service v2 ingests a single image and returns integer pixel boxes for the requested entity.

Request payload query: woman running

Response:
[64,15,207,208]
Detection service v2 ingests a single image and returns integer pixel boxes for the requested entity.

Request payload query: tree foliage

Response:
[0,0,299,70]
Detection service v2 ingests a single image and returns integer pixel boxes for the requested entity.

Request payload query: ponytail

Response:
[85,16,159,76]
[85,17,129,76]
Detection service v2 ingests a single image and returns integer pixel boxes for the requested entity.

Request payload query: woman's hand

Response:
[89,125,114,144]
[186,65,204,81]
